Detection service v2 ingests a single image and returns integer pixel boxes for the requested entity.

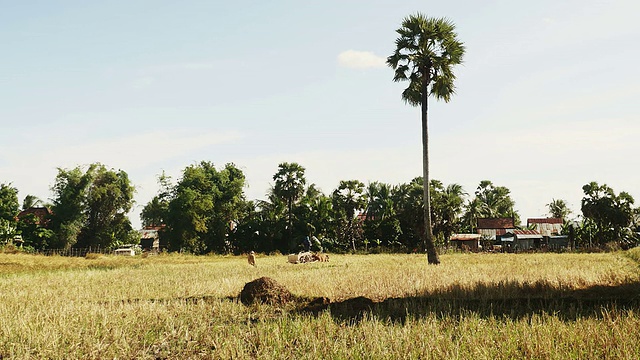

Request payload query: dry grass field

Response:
[1,250,640,359]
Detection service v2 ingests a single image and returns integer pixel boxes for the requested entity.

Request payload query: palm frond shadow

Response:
[301,280,640,324]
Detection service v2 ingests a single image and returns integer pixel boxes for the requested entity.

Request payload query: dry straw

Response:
[1,250,640,358]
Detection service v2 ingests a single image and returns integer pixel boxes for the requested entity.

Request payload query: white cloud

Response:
[337,50,386,69]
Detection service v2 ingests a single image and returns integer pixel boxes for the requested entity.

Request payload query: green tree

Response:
[0,183,20,243]
[272,162,306,252]
[332,180,367,251]
[391,178,425,251]
[297,184,334,242]
[164,162,247,254]
[387,13,465,264]
[141,172,172,228]
[77,165,135,248]
[253,194,287,253]
[49,164,135,249]
[430,181,466,246]
[581,182,635,246]
[389,178,465,251]
[49,167,93,249]
[364,182,394,220]
[547,198,571,220]
[363,182,401,251]
[460,198,481,233]
[475,180,519,222]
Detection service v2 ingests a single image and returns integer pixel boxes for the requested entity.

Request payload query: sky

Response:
[1,0,639,229]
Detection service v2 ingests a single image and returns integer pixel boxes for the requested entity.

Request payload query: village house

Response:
[501,229,543,252]
[16,207,52,226]
[450,233,481,252]
[527,218,563,236]
[139,226,162,253]
[476,217,516,242]
[527,218,570,249]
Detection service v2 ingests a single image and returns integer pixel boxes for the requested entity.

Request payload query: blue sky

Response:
[1,0,639,228]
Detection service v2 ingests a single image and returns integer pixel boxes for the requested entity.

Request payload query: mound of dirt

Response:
[240,277,293,306]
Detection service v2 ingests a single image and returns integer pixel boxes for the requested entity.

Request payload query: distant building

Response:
[16,207,52,226]
[139,226,162,253]
[114,247,135,256]
[548,235,570,250]
[527,218,563,236]
[501,229,543,252]
[450,234,481,252]
[477,218,515,242]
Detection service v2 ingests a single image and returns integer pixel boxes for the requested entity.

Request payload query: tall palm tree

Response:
[387,13,465,264]
[439,183,467,244]
[332,180,367,251]
[272,162,306,251]
[474,180,519,224]
[365,181,393,221]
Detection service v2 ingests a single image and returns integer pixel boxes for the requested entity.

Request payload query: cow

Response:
[312,252,329,262]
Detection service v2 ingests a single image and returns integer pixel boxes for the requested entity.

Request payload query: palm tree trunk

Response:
[422,68,440,265]
[287,199,293,252]
[349,217,356,252]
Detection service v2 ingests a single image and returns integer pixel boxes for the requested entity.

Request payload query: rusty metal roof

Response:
[527,218,563,225]
[513,229,541,235]
[477,218,515,229]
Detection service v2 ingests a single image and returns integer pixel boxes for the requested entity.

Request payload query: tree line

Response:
[1,161,637,254]
[139,161,527,254]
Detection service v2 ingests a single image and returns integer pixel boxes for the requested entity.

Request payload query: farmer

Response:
[302,236,311,252]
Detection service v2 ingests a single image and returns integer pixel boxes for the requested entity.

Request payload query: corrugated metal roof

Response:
[477,218,515,229]
[515,234,542,239]
[527,218,563,224]
[451,234,481,240]
[140,229,159,239]
[510,229,542,239]
[513,229,541,235]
